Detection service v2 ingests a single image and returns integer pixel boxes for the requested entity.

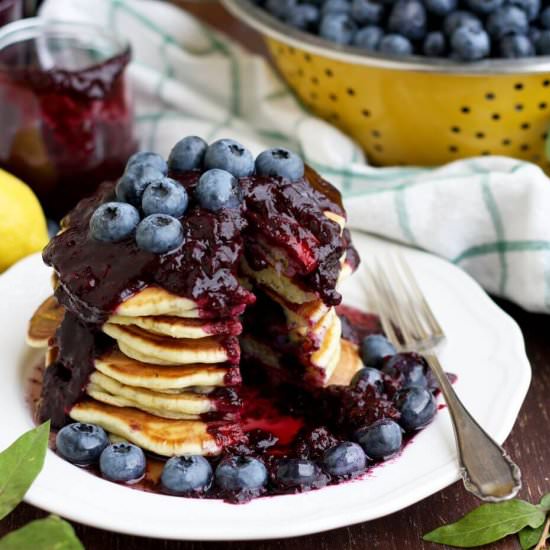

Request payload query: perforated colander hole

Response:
[502,139,512,146]
[371,130,381,138]
[449,145,458,153]
[521,122,530,130]
[481,151,491,156]
[543,79,550,87]
[347,88,355,96]
[539,102,547,110]
[304,53,312,62]
[485,92,495,100]
[311,76,319,85]
[451,126,460,133]
[325,68,334,77]
[374,144,383,153]
[521,144,530,151]
[329,112,339,121]
[492,113,501,121]
[461,106,471,114]
[515,103,524,111]
[329,93,338,102]
[362,109,371,118]
[475,132,485,139]
[514,82,524,90]
[542,133,548,141]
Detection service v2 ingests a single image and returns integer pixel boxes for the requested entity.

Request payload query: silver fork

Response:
[366,253,521,502]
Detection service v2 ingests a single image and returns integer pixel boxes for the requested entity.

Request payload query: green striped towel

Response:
[42,0,550,314]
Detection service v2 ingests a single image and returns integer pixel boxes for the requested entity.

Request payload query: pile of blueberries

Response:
[54,334,438,498]
[254,0,550,60]
[89,136,306,254]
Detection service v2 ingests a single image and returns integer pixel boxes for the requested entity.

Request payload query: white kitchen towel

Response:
[41,0,550,314]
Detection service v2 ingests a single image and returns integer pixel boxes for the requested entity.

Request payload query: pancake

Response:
[27,296,64,348]
[115,286,201,318]
[103,323,234,365]
[108,315,241,339]
[69,400,242,456]
[94,349,238,390]
[87,371,219,419]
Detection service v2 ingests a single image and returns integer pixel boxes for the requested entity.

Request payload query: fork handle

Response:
[425,353,522,502]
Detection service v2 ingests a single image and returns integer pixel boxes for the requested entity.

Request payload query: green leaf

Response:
[0,515,83,550]
[423,500,546,548]
[539,493,550,514]
[0,421,50,520]
[519,524,545,550]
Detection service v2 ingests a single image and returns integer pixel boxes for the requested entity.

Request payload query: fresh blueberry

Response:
[125,151,168,176]
[351,366,384,391]
[89,202,140,243]
[353,25,384,49]
[395,386,437,431]
[321,0,352,15]
[99,443,146,482]
[355,419,403,460]
[529,26,541,43]
[204,139,254,178]
[379,33,414,54]
[451,26,490,60]
[535,29,550,53]
[361,334,396,368]
[161,456,213,494]
[195,169,242,211]
[135,214,184,254]
[500,33,535,56]
[55,423,109,465]
[274,458,329,489]
[506,0,539,21]
[167,136,207,173]
[443,11,483,35]
[319,13,357,44]
[487,5,528,38]
[540,5,550,28]
[322,442,366,476]
[382,352,428,389]
[285,4,320,30]
[388,0,427,40]
[141,177,189,217]
[424,0,457,16]
[423,31,447,56]
[351,0,384,24]
[266,0,297,18]
[215,456,268,493]
[116,164,164,207]
[465,0,503,14]
[255,147,305,181]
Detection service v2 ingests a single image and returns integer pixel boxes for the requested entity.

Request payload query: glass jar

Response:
[0,18,137,219]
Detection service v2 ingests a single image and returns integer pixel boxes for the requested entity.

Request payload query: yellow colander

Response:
[223,0,550,169]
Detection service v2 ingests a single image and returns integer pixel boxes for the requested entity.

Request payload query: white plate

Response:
[0,233,530,541]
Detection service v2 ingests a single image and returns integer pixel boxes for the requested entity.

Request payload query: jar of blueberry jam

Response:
[0,0,21,27]
[0,19,137,219]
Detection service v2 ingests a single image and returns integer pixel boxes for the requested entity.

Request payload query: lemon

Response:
[0,168,49,273]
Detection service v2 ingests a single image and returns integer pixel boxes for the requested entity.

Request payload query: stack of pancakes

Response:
[29,164,360,458]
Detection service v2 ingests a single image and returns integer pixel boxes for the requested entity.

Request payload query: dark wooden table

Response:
[2,4,549,549]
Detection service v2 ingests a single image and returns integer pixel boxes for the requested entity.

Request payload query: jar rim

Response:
[0,17,130,72]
